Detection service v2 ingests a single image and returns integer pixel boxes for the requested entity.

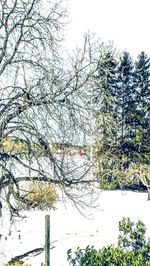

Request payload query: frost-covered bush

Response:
[67,217,150,266]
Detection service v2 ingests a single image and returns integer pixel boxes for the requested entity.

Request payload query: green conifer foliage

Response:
[116,52,135,164]
[93,52,118,145]
[93,52,119,181]
[133,51,150,163]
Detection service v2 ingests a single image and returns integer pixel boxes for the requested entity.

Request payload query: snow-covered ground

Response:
[0,190,150,266]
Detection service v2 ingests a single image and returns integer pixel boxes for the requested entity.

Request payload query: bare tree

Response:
[122,164,150,199]
[0,0,103,218]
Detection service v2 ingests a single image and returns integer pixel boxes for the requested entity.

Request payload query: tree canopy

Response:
[0,0,102,217]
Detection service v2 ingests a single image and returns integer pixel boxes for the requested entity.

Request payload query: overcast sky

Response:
[65,0,150,58]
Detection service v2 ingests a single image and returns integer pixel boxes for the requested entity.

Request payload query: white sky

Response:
[65,0,150,58]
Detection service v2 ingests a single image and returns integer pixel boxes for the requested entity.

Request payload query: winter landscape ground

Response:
[0,190,150,266]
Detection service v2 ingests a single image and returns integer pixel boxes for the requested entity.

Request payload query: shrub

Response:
[15,181,58,210]
[99,173,145,191]
[67,217,150,266]
[25,182,57,209]
[118,217,146,252]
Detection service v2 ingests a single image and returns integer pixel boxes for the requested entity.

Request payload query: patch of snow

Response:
[0,190,150,266]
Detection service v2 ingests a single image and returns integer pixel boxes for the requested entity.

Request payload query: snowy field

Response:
[0,190,150,266]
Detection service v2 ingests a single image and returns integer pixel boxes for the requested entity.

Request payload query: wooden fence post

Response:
[148,189,150,200]
[45,215,50,266]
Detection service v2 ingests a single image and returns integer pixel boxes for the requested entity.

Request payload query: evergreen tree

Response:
[133,51,150,163]
[116,52,135,164]
[93,52,119,179]
[93,52,118,146]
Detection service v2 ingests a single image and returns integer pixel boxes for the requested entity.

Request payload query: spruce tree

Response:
[93,52,118,146]
[134,51,150,163]
[116,52,135,165]
[93,52,119,180]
